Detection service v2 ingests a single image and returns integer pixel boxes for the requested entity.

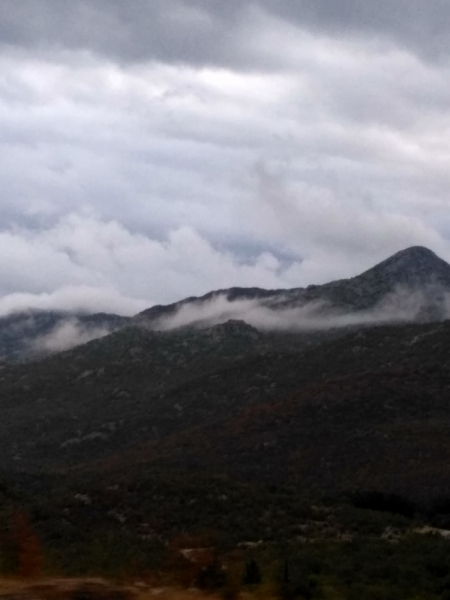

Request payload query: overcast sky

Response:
[0,0,450,315]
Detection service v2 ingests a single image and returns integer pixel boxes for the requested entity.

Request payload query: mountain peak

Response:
[356,246,450,289]
[386,245,440,264]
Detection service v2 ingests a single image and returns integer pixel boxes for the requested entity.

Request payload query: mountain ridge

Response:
[136,246,450,330]
[0,245,446,364]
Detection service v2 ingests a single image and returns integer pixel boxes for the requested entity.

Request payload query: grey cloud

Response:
[0,47,448,299]
[261,0,450,59]
[0,0,240,66]
[1,1,450,68]
[0,3,449,314]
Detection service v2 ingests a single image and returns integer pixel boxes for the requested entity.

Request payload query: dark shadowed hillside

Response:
[3,315,450,503]
[66,319,450,506]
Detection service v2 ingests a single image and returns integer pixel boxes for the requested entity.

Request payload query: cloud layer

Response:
[2,1,450,67]
[0,2,449,315]
[0,214,305,316]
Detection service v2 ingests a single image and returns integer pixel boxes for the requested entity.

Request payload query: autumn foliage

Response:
[10,511,43,578]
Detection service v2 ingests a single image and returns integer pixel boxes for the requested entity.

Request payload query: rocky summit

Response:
[355,246,450,288]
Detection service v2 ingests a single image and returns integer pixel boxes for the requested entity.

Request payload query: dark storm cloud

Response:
[262,0,450,61]
[0,0,238,65]
[1,0,450,67]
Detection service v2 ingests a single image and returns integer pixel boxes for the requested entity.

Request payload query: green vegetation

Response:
[1,472,448,600]
[4,499,450,600]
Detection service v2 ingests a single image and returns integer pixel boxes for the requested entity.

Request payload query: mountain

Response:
[4,315,450,555]
[352,246,450,289]
[0,246,448,364]
[137,246,450,330]
[2,245,450,475]
[3,316,450,498]
[3,246,450,572]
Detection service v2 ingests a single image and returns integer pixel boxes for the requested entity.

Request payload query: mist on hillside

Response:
[148,285,450,332]
[21,283,450,357]
[30,320,111,355]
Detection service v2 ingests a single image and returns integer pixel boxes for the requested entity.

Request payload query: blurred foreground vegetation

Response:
[4,487,450,600]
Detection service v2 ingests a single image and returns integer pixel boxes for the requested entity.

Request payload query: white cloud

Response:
[0,213,307,316]
[0,209,446,317]
[0,285,148,317]
[30,319,111,353]
[148,284,450,333]
[0,6,448,311]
